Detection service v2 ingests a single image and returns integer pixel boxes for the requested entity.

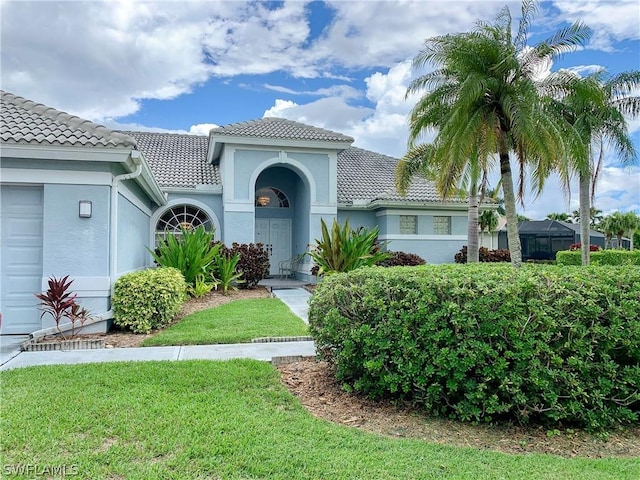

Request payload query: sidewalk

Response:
[0,341,316,371]
[0,288,314,371]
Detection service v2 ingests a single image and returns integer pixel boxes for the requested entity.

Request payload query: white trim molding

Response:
[249,155,317,204]
[150,198,222,245]
[1,169,113,185]
[378,234,468,241]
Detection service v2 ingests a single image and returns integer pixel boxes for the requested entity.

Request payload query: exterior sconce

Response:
[79,200,92,218]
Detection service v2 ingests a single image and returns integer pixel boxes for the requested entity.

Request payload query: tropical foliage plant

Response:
[220,242,270,288]
[308,219,390,275]
[213,253,244,295]
[34,275,92,339]
[150,226,221,290]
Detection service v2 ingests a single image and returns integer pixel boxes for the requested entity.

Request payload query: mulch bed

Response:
[277,359,640,459]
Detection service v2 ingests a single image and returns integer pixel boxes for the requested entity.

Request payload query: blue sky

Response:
[2,0,638,219]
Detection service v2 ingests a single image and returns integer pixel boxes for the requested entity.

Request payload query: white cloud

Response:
[550,0,640,51]
[188,123,219,136]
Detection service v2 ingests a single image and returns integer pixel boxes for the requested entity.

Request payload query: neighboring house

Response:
[497,219,626,260]
[1,90,476,335]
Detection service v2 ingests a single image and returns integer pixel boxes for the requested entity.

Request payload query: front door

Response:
[255,219,291,276]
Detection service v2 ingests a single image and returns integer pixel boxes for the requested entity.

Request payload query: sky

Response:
[1,0,639,220]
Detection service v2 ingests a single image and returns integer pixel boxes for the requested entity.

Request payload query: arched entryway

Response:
[254,166,310,276]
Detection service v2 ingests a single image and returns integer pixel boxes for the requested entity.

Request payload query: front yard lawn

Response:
[2,360,636,479]
[142,298,308,346]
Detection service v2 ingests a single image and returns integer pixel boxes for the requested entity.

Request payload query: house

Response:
[497,219,623,260]
[1,90,476,335]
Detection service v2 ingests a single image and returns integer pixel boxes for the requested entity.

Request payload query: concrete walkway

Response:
[0,288,314,371]
[272,288,311,323]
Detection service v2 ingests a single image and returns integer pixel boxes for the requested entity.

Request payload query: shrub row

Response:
[376,251,426,267]
[309,264,640,431]
[112,267,187,334]
[556,249,640,266]
[454,246,511,263]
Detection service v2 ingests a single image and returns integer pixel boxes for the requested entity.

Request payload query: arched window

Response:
[155,204,213,240]
[255,187,289,208]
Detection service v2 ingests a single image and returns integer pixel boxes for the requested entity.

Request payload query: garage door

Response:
[1,185,44,334]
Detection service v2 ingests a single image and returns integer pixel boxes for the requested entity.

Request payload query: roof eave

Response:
[207,135,353,162]
[131,151,167,207]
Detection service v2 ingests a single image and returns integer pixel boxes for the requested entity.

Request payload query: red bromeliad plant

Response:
[34,276,92,339]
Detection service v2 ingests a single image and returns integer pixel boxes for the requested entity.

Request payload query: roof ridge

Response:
[1,90,136,147]
[120,130,208,139]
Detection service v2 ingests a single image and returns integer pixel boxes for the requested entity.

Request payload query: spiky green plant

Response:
[212,253,244,295]
[308,219,390,275]
[149,226,220,290]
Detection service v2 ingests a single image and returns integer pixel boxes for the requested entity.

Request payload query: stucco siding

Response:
[117,193,152,275]
[42,184,110,277]
[338,210,378,230]
[285,151,331,203]
[382,238,466,264]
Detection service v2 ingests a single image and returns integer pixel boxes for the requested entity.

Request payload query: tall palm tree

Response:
[406,0,590,267]
[553,71,639,264]
[396,142,493,263]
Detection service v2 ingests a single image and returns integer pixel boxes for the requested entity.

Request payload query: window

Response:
[399,215,417,234]
[155,204,213,240]
[255,187,289,208]
[433,216,451,235]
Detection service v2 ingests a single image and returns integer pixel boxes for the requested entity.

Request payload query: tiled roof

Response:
[123,131,220,189]
[337,147,457,205]
[210,117,354,143]
[1,90,135,148]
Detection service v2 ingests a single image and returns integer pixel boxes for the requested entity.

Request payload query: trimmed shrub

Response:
[220,242,269,288]
[309,264,640,431]
[454,246,511,263]
[569,243,600,252]
[557,249,640,266]
[376,251,426,267]
[113,267,187,333]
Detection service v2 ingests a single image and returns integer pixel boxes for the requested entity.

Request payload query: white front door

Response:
[1,185,44,334]
[255,219,291,275]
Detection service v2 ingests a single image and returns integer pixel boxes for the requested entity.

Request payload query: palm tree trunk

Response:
[579,171,591,266]
[467,193,480,262]
[498,147,522,268]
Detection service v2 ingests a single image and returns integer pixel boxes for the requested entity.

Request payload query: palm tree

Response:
[623,211,640,250]
[405,0,590,267]
[572,208,603,228]
[479,209,499,249]
[396,143,492,262]
[546,212,572,223]
[600,212,631,249]
[554,71,639,264]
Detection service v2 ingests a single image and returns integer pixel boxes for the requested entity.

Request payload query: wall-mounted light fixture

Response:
[79,200,92,218]
[256,196,270,206]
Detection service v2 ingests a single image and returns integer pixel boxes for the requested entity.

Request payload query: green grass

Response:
[142,298,308,346]
[1,361,637,479]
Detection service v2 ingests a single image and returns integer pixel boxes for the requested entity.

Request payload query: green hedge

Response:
[113,267,187,333]
[309,265,640,431]
[556,249,640,266]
